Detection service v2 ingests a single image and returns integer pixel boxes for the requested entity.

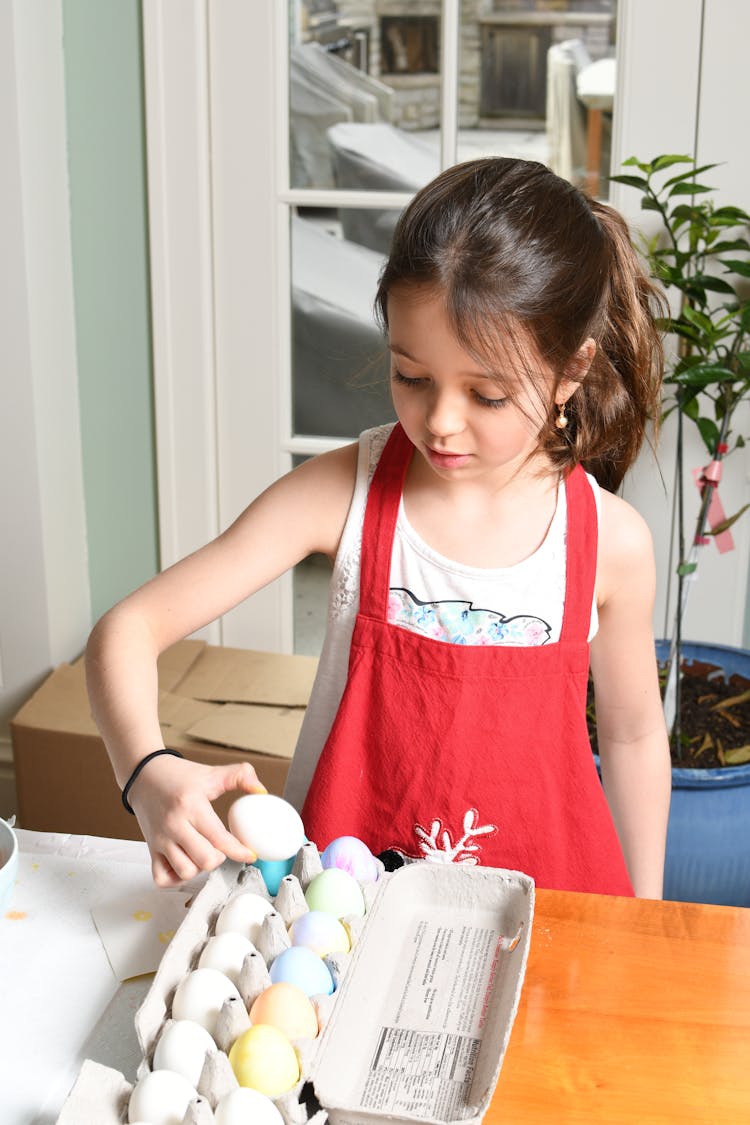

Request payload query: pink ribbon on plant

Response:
[692,444,734,553]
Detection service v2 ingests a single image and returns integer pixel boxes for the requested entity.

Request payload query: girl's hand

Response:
[126,755,266,887]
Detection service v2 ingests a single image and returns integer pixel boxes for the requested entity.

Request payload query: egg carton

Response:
[56,841,380,1125]
[57,845,534,1125]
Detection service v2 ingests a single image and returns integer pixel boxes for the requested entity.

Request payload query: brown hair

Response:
[374,158,665,491]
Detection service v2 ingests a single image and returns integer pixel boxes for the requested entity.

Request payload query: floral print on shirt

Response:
[387,587,552,646]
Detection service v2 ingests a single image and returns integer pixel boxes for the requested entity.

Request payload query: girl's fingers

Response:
[191,803,257,865]
[151,850,185,888]
[206,761,267,801]
[142,760,271,882]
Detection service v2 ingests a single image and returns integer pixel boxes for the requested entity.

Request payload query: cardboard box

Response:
[56,857,535,1125]
[10,640,318,839]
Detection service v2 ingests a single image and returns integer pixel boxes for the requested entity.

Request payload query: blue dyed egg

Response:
[268,945,334,996]
[253,854,296,895]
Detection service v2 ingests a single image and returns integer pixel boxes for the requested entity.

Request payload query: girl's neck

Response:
[402,452,562,569]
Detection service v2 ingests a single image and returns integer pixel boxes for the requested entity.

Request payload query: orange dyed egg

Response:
[250,982,319,1041]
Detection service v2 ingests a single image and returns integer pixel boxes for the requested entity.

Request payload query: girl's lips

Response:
[425,446,472,470]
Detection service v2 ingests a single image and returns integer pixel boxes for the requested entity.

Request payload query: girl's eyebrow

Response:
[389,343,500,381]
[388,343,417,359]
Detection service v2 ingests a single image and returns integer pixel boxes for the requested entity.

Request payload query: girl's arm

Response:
[590,491,672,899]
[86,443,359,886]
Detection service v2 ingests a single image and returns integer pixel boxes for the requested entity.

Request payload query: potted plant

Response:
[608,155,750,905]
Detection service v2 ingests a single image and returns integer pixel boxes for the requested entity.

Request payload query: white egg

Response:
[153,1019,217,1088]
[198,931,256,985]
[228,794,305,861]
[171,967,241,1036]
[128,1069,198,1125]
[215,891,275,943]
[214,1086,285,1125]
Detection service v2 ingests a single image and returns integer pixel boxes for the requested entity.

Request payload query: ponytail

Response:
[548,200,666,491]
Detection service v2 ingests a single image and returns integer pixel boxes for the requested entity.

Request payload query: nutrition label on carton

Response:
[359,915,513,1118]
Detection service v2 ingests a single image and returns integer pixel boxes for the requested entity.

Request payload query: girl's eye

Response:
[392,371,425,389]
[474,392,508,409]
[392,370,507,408]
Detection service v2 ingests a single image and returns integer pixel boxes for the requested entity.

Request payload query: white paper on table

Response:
[4,849,160,1124]
[91,890,191,981]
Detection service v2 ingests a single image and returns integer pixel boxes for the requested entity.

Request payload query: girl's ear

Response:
[556,337,596,405]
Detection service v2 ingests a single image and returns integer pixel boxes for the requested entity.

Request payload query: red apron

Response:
[302,424,634,895]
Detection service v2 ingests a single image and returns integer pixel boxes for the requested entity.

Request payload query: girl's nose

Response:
[425,390,465,437]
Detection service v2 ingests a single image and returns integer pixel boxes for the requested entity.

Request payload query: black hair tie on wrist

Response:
[121,748,185,814]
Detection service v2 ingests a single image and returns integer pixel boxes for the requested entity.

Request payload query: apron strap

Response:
[359,428,597,640]
[358,423,413,620]
[559,464,598,643]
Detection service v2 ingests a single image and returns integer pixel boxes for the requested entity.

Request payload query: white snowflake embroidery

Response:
[413,808,497,865]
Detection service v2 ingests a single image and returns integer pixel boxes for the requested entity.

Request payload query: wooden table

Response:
[491,890,750,1122]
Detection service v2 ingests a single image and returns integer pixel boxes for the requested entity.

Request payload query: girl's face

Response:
[387,286,553,484]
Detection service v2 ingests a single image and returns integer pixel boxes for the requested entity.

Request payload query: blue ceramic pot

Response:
[656,640,750,907]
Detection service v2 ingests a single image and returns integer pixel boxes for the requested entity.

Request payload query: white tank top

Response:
[283,424,600,810]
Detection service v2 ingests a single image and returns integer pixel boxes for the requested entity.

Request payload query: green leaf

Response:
[707,502,750,536]
[721,258,750,278]
[681,306,715,333]
[622,155,653,172]
[669,322,701,343]
[641,196,663,213]
[682,395,701,420]
[663,163,720,188]
[609,173,650,191]
[673,363,738,387]
[651,154,694,171]
[711,205,750,222]
[692,275,737,295]
[668,181,715,197]
[696,416,721,451]
[677,562,698,576]
[711,238,750,254]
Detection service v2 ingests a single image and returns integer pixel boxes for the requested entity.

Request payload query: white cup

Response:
[0,817,19,914]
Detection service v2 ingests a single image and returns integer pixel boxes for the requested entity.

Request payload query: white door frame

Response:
[1,0,90,737]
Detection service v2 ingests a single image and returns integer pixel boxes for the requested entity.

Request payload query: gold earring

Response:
[555,402,568,430]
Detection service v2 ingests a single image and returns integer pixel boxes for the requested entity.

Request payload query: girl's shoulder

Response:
[288,425,395,558]
[594,484,656,603]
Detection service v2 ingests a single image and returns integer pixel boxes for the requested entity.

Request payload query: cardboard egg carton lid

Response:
[57,860,534,1125]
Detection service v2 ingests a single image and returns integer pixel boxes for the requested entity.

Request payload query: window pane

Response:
[291,210,397,439]
[458,1,617,200]
[289,1,443,191]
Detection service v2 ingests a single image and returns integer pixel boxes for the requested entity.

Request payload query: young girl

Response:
[86,158,671,897]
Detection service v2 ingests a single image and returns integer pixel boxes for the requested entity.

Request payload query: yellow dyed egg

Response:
[229,1024,300,1097]
[250,982,319,1041]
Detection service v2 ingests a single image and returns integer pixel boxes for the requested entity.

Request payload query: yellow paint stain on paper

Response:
[31,862,40,871]
[158,930,175,945]
[133,910,153,923]
[5,910,27,920]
